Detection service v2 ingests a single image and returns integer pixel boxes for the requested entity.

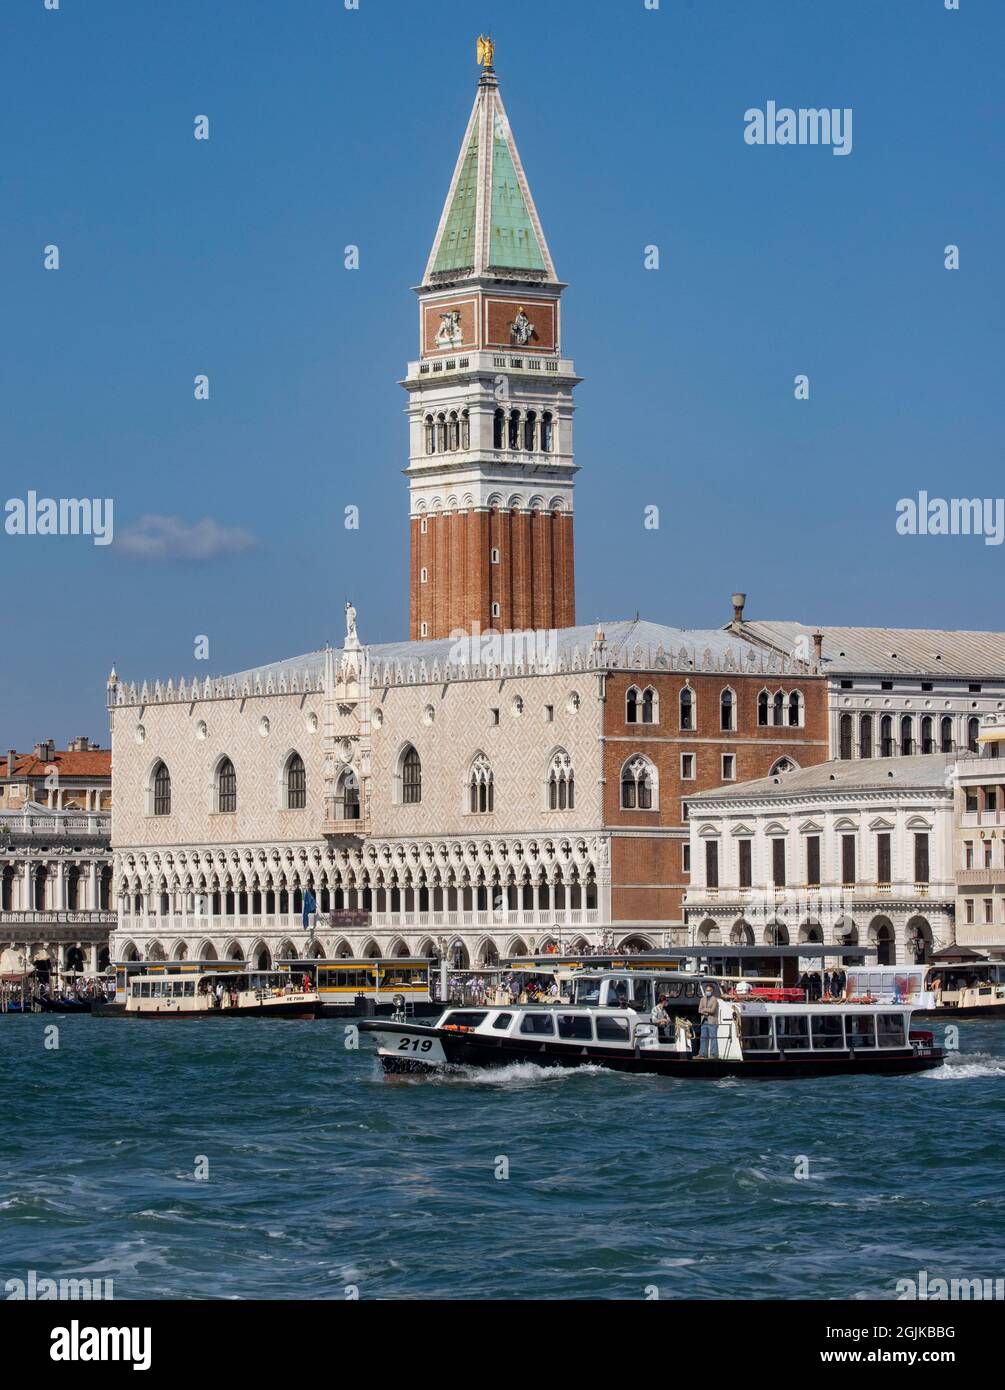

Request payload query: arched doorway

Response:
[905,916,933,965]
[730,920,754,946]
[695,920,721,946]
[869,916,895,966]
[478,939,500,966]
[618,934,654,952]
[254,945,272,971]
[765,921,790,947]
[64,945,85,972]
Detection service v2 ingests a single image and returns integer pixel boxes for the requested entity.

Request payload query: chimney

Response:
[730,592,746,630]
[68,736,91,752]
[34,739,56,762]
[812,632,824,662]
[6,750,15,777]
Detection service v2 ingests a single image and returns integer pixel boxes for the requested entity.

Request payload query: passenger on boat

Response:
[698,984,719,1058]
[651,994,670,1041]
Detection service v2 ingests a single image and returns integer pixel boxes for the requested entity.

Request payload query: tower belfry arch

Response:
[404,40,580,640]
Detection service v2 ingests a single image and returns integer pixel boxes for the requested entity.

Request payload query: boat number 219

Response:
[398,1037,434,1052]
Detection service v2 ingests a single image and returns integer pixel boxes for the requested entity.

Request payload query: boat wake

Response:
[425,1060,627,1088]
[924,1050,1005,1080]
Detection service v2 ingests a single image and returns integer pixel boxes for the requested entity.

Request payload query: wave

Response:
[925,1053,1005,1079]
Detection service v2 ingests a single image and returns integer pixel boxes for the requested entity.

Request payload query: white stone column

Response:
[23,859,33,911]
[88,861,98,910]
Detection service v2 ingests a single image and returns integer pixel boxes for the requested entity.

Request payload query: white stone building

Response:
[730,603,1005,762]
[0,739,115,975]
[953,712,1005,957]
[683,755,957,966]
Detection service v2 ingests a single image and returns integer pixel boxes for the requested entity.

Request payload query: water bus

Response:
[288,957,439,1018]
[362,1001,942,1079]
[360,970,943,1079]
[118,967,318,1019]
[93,959,229,1016]
[843,960,1005,1020]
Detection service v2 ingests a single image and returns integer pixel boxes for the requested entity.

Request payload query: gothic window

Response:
[460,409,470,449]
[448,411,459,450]
[217,758,236,813]
[547,751,575,811]
[153,760,171,815]
[435,413,447,451]
[860,714,873,759]
[880,715,894,757]
[469,754,494,813]
[757,690,769,726]
[940,715,954,753]
[720,687,735,731]
[493,409,504,449]
[773,691,784,727]
[626,686,639,724]
[620,755,657,810]
[286,753,306,810]
[523,410,536,450]
[508,410,521,449]
[401,745,422,805]
[839,713,853,761]
[641,686,657,724]
[900,715,914,757]
[424,414,435,454]
[921,715,934,755]
[967,716,980,753]
[337,768,360,821]
[679,687,694,731]
[541,412,553,451]
[788,691,802,726]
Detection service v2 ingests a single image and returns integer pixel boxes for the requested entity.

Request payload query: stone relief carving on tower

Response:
[509,307,536,345]
[434,310,463,347]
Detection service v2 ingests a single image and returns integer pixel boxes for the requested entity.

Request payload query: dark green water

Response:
[2,1016,1003,1300]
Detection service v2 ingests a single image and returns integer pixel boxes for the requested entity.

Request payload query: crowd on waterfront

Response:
[0,973,109,1012]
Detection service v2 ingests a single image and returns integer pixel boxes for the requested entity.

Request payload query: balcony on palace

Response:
[0,812,110,841]
[957,869,1005,888]
[955,923,1005,950]
[121,907,603,942]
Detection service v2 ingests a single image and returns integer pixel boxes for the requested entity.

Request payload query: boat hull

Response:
[915,1003,1005,1021]
[111,1001,318,1020]
[362,1021,945,1079]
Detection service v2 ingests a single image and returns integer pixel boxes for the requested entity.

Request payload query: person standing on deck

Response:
[698,984,720,1059]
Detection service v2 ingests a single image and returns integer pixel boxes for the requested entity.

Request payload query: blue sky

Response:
[1,0,1002,749]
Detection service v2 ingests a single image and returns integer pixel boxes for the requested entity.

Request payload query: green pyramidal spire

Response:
[424,61,556,284]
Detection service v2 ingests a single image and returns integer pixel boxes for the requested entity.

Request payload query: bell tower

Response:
[404,39,580,640]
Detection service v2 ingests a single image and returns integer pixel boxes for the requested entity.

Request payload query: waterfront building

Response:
[107,621,827,966]
[953,711,1005,958]
[683,754,957,966]
[0,738,114,975]
[728,595,1005,763]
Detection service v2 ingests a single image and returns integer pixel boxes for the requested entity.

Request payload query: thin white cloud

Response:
[117,513,258,562]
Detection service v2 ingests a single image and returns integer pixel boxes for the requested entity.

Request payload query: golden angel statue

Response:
[476,34,494,69]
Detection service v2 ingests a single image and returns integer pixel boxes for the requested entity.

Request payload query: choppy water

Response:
[2,1016,1004,1300]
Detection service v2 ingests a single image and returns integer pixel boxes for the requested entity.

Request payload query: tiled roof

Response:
[425,70,554,283]
[2,749,111,781]
[686,753,958,804]
[739,621,1005,678]
[219,618,771,688]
